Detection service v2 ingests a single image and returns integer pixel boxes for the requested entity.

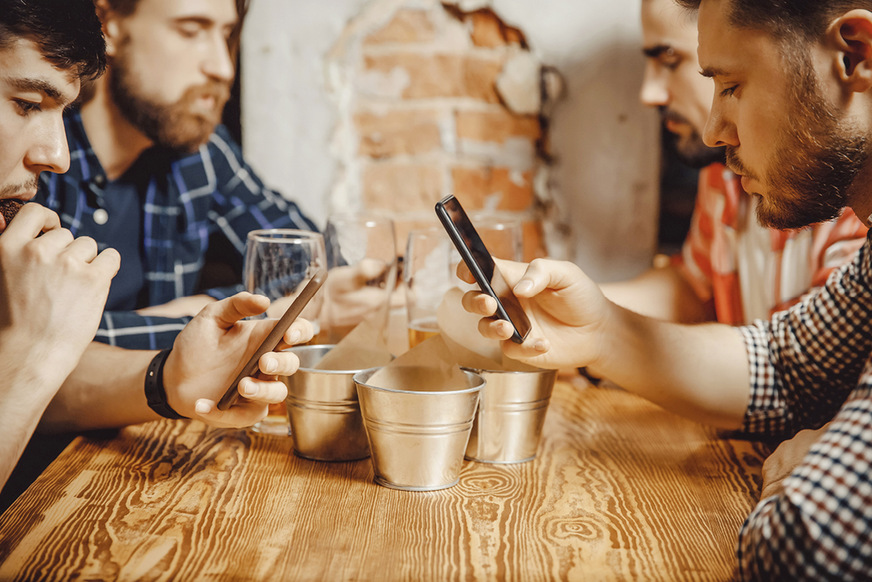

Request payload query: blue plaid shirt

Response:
[736,230,872,580]
[36,110,317,350]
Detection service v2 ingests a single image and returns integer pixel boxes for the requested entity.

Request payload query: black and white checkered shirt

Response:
[737,230,872,580]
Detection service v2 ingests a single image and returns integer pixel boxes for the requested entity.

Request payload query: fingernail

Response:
[515,280,533,295]
[195,400,211,414]
[241,380,257,397]
[288,329,302,344]
[534,339,548,352]
[263,357,277,374]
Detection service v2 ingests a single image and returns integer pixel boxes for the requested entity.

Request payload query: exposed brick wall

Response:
[327,0,561,261]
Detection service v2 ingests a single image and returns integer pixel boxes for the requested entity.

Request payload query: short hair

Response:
[0,0,106,80]
[674,0,872,41]
[103,0,250,55]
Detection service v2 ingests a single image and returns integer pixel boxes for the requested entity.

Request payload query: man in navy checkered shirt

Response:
[35,0,318,350]
[461,0,872,578]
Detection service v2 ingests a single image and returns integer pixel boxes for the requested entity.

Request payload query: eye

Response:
[13,99,41,116]
[176,22,204,38]
[720,84,739,98]
[658,48,682,71]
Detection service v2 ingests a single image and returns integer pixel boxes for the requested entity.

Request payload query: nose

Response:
[202,32,235,82]
[703,98,739,148]
[26,117,71,175]
[640,62,669,107]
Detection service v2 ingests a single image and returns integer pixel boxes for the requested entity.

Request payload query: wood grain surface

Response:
[0,378,768,581]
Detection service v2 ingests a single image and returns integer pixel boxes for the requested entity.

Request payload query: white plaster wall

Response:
[242,0,660,281]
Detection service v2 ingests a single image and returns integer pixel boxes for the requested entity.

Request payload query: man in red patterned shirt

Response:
[603,0,868,325]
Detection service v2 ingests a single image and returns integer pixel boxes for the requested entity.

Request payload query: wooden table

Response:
[0,377,767,581]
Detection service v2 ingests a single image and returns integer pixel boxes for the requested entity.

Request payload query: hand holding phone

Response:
[217,269,327,411]
[435,195,531,344]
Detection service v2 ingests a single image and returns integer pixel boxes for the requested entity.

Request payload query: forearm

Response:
[0,378,58,488]
[601,265,714,323]
[590,306,750,429]
[38,343,159,433]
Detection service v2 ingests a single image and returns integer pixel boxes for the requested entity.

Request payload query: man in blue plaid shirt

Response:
[461,0,872,578]
[35,0,317,350]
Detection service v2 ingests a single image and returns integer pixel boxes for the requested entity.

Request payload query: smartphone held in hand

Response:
[434,195,531,344]
[217,268,327,411]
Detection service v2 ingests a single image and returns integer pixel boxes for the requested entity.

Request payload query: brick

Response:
[451,166,535,211]
[521,219,548,260]
[354,109,443,158]
[469,10,526,48]
[362,162,444,213]
[363,53,502,103]
[455,109,541,144]
[364,9,436,45]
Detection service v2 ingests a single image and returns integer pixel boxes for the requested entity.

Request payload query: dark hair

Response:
[0,0,106,80]
[103,0,250,55]
[674,0,872,41]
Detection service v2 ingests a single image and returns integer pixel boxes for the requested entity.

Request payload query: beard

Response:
[660,107,725,168]
[109,41,231,153]
[729,57,868,230]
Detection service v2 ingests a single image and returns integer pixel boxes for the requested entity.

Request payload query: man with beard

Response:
[0,0,314,495]
[34,0,318,350]
[602,0,867,325]
[461,0,872,577]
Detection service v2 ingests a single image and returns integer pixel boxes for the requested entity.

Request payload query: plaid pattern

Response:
[736,231,872,579]
[36,110,317,350]
[675,164,867,325]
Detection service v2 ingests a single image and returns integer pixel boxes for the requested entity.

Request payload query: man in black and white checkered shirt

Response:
[460,1,872,578]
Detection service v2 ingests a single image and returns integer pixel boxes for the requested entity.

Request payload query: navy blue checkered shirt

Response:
[736,229,872,580]
[36,110,317,350]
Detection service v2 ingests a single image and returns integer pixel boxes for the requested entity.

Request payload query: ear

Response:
[832,10,872,92]
[94,0,122,57]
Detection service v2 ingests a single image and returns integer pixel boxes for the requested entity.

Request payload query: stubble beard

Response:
[109,43,231,154]
[741,55,867,230]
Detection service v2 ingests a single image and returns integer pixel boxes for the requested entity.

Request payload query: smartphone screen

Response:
[217,268,327,411]
[435,195,531,344]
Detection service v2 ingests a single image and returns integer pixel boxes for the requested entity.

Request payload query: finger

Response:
[461,290,497,316]
[238,376,289,403]
[194,398,269,428]
[478,317,514,341]
[91,248,122,277]
[59,235,100,262]
[258,350,301,376]
[455,261,475,284]
[272,319,314,351]
[4,203,62,238]
[500,335,552,361]
[206,292,271,329]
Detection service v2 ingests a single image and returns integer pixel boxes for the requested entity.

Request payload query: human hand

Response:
[459,258,611,370]
[324,259,393,329]
[135,294,217,318]
[162,292,314,427]
[760,423,831,499]
[0,204,120,388]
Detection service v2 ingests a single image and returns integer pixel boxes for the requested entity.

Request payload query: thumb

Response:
[205,292,271,329]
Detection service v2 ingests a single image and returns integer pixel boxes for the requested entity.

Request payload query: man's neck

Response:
[79,77,153,181]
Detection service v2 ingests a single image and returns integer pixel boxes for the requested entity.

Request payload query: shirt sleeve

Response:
[740,233,872,439]
[737,385,872,580]
[735,234,872,579]
[95,312,192,350]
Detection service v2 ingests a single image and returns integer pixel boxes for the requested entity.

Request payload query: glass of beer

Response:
[404,227,457,348]
[244,228,327,436]
[468,211,525,261]
[323,212,398,343]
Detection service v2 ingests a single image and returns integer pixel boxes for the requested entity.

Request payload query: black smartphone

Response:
[434,195,531,344]
[217,268,327,411]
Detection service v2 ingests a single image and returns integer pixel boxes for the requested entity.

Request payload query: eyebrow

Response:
[643,44,675,58]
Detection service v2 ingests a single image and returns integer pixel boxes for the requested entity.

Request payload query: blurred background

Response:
[225,0,695,282]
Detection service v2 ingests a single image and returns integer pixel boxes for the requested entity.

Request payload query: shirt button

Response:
[93,174,107,187]
[93,208,109,225]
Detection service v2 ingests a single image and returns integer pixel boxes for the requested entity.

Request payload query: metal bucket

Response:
[462,367,556,464]
[283,345,370,462]
[354,367,484,491]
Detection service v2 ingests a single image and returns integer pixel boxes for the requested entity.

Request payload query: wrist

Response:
[145,349,188,419]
